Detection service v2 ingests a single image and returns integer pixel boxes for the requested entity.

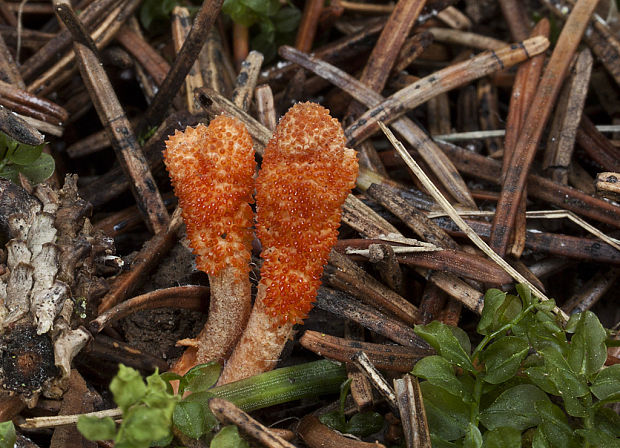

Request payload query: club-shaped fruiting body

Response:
[256,102,358,324]
[163,115,256,277]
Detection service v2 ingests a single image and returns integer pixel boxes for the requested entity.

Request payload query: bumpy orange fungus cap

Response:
[163,115,256,276]
[256,102,358,324]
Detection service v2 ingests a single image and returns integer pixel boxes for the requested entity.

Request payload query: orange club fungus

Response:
[163,115,256,375]
[219,102,358,384]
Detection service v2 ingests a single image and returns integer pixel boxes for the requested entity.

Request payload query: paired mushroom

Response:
[163,103,358,382]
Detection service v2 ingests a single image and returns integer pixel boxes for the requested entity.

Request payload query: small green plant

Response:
[0,421,16,448]
[78,365,179,447]
[319,378,384,437]
[0,131,54,185]
[412,285,620,447]
[139,0,300,62]
[222,0,300,61]
[78,360,346,446]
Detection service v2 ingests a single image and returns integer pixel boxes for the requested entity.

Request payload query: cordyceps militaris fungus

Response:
[218,102,358,384]
[163,115,256,375]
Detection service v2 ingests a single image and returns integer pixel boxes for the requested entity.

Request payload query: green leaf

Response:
[525,312,567,354]
[590,364,620,401]
[482,426,522,448]
[516,283,533,307]
[414,321,474,372]
[272,6,301,32]
[181,362,222,394]
[430,434,460,447]
[180,392,218,433]
[539,347,589,399]
[173,401,207,439]
[479,384,549,431]
[139,0,177,32]
[480,292,523,336]
[251,29,276,61]
[121,406,171,446]
[567,311,607,380]
[160,371,182,395]
[0,421,16,448]
[8,143,42,165]
[463,423,482,448]
[319,411,346,432]
[223,0,258,27]
[524,366,559,395]
[211,425,250,448]
[110,365,147,413]
[77,416,116,441]
[535,298,557,313]
[240,0,279,16]
[482,336,529,384]
[420,382,470,441]
[534,400,579,448]
[17,152,55,184]
[575,429,620,448]
[532,427,551,448]
[478,289,507,335]
[412,355,470,399]
[345,412,384,437]
[0,164,19,184]
[594,407,620,438]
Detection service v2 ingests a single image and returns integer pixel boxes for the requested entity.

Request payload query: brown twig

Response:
[562,268,619,314]
[141,0,224,129]
[255,84,277,131]
[326,249,419,326]
[295,0,324,52]
[301,331,431,372]
[393,374,431,448]
[489,0,600,257]
[56,1,169,233]
[209,398,296,448]
[298,414,387,448]
[543,48,593,183]
[171,6,205,114]
[501,18,549,257]
[116,26,170,86]
[315,287,429,349]
[90,286,208,333]
[344,36,549,147]
[98,209,183,313]
[437,141,620,228]
[231,51,264,111]
[498,0,531,41]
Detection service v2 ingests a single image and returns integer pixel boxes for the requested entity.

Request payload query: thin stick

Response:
[171,6,204,114]
[142,0,223,129]
[489,0,601,257]
[55,0,169,234]
[209,398,296,448]
[295,0,323,52]
[352,351,399,415]
[427,27,506,50]
[21,408,122,429]
[344,36,549,146]
[378,123,566,319]
[231,50,264,111]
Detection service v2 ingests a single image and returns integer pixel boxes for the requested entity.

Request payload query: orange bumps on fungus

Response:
[163,115,256,276]
[256,102,358,324]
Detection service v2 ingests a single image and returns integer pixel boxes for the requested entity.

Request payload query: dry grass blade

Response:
[378,122,568,321]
